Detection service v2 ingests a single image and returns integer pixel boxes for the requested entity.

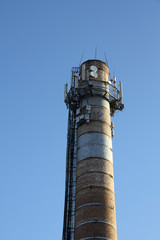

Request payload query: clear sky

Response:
[0,0,160,239]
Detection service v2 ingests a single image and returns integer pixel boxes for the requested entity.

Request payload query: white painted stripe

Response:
[81,96,110,110]
[80,237,112,240]
[78,145,113,163]
[76,202,105,210]
[78,132,112,149]
[75,220,116,230]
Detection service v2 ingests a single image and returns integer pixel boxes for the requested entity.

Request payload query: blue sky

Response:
[0,0,160,239]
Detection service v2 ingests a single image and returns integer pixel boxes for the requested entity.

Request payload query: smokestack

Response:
[63,59,124,240]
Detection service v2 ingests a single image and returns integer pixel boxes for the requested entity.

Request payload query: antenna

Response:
[113,67,116,79]
[104,53,111,80]
[104,53,109,67]
[119,81,123,102]
[95,45,97,59]
[79,50,85,67]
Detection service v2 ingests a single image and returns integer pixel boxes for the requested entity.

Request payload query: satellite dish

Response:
[90,65,98,72]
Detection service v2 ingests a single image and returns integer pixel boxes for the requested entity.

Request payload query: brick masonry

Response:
[74,60,117,240]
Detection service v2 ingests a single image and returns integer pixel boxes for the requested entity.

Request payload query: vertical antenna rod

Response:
[79,50,85,67]
[95,45,97,59]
